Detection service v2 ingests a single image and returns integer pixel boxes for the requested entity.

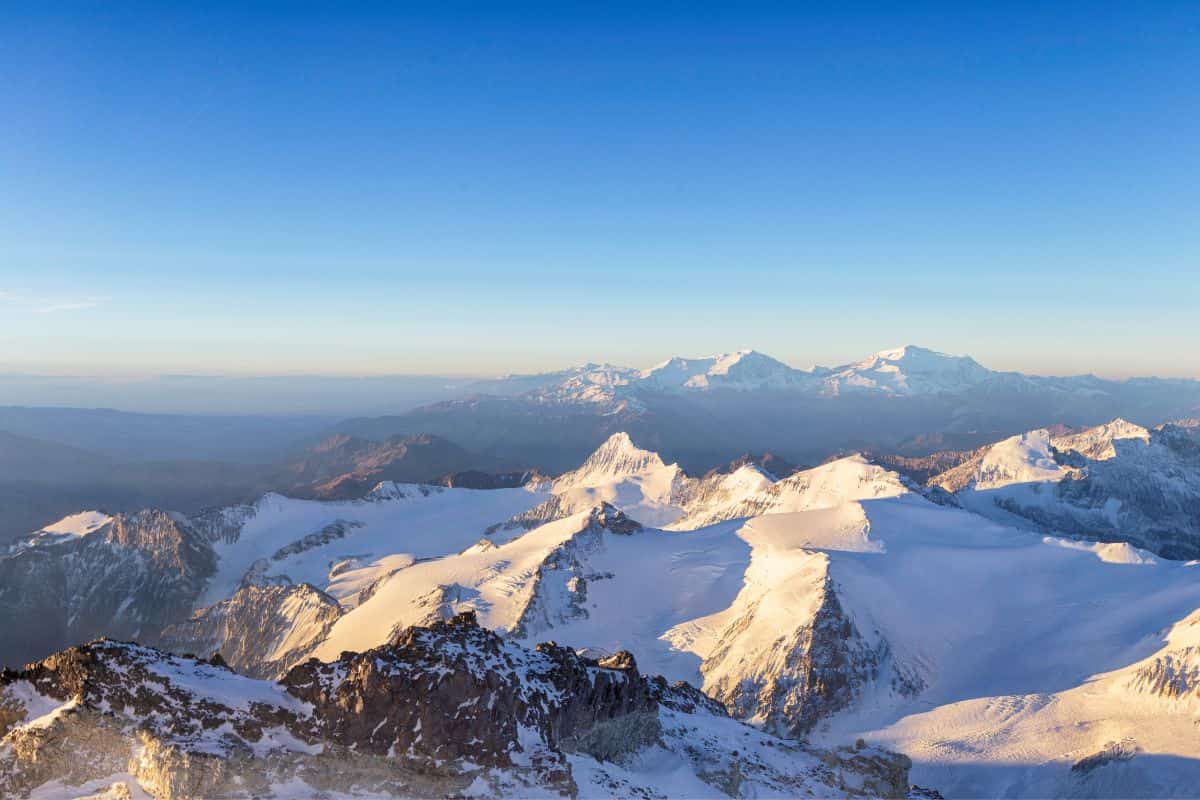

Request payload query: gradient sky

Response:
[2,1,1198,380]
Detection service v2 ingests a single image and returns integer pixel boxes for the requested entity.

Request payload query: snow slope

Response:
[290,444,1200,797]
[935,419,1200,558]
[493,432,769,531]
[10,510,112,552]
[1054,417,1151,461]
[637,349,813,391]
[198,483,546,607]
[668,453,908,529]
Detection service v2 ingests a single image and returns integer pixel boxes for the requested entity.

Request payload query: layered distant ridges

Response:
[477,344,1168,408]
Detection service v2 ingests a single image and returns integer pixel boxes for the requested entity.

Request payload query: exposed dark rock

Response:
[438,468,549,489]
[1,612,914,799]
[0,510,216,667]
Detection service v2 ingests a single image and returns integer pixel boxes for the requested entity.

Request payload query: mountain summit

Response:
[821,345,995,396]
[335,345,1200,473]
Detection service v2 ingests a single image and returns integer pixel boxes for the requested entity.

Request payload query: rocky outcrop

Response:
[0,510,216,667]
[438,468,549,489]
[0,613,914,799]
[285,611,657,774]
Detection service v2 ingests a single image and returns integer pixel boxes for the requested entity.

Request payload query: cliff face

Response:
[0,612,913,800]
[159,582,344,679]
[0,510,216,666]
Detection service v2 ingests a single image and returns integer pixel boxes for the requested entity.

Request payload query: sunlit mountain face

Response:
[5,405,1200,798]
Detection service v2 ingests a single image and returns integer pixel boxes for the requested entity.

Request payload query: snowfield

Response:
[213,432,1200,798]
[198,483,547,607]
[12,424,1200,798]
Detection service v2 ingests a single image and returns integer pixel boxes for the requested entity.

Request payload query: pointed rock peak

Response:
[597,430,638,451]
[586,502,642,535]
[1102,417,1150,436]
[588,431,661,463]
[596,650,639,671]
[562,432,669,483]
[445,609,480,629]
[1053,417,1152,461]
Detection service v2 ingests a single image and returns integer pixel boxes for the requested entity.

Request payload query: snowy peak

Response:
[39,510,111,537]
[670,454,909,529]
[553,432,670,491]
[770,454,911,507]
[973,430,1069,490]
[1053,417,1151,461]
[825,345,995,396]
[459,344,1200,412]
[639,349,808,391]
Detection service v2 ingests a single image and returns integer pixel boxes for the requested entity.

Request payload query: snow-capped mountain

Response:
[0,613,913,799]
[338,345,1200,473]
[464,344,1194,405]
[932,418,1200,558]
[7,426,1200,798]
[0,509,218,666]
[0,482,548,670]
[9,510,112,552]
[489,433,776,532]
[818,345,996,396]
[148,436,1200,798]
[637,349,814,392]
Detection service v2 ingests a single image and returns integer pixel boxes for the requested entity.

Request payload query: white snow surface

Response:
[286,442,1200,799]
[972,429,1070,490]
[1053,417,1151,460]
[11,510,113,552]
[200,484,545,607]
[24,429,1200,798]
[40,510,112,536]
[543,432,691,527]
[820,344,994,396]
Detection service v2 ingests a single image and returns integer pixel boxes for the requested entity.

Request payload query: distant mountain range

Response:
[0,429,510,544]
[4,344,1197,543]
[340,345,1200,471]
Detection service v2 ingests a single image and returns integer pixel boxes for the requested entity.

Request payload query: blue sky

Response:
[2,1,1197,379]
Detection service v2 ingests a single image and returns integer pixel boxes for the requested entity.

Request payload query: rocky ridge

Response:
[0,612,913,799]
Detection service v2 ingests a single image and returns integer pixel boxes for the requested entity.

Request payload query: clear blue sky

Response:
[2,1,1197,379]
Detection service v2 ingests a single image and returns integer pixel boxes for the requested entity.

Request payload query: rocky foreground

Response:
[0,612,914,799]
